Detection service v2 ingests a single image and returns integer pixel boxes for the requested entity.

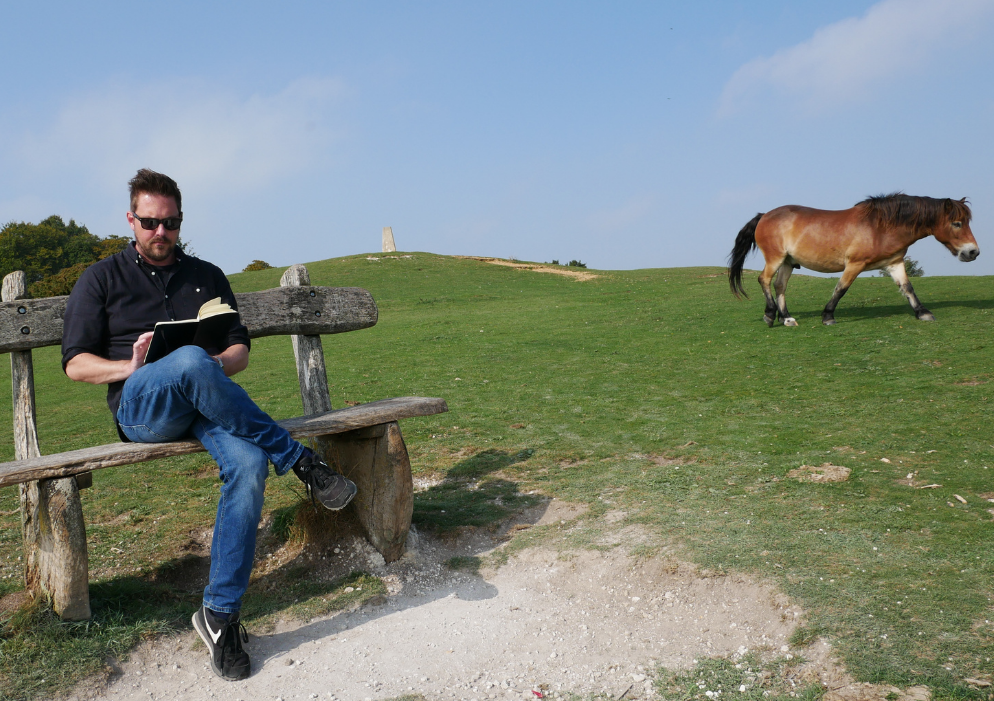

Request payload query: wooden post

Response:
[280,264,413,562]
[2,272,90,620]
[326,422,413,562]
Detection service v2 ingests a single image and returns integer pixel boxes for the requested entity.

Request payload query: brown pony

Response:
[727,193,979,326]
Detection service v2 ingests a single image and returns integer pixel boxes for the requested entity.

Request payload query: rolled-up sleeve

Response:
[61,267,109,372]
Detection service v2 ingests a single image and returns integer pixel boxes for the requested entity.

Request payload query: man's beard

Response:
[136,237,175,262]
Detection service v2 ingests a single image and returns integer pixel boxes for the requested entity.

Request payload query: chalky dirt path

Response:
[70,501,853,701]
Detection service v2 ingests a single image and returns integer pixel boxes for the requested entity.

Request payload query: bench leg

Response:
[21,477,90,620]
[322,421,413,563]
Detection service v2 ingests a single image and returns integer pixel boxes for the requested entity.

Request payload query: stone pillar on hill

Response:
[382,227,396,252]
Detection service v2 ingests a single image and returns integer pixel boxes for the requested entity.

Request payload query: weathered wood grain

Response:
[0,397,448,487]
[331,421,413,562]
[280,266,332,416]
[0,285,378,353]
[3,271,90,620]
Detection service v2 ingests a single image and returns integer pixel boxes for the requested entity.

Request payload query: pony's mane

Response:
[857,192,971,231]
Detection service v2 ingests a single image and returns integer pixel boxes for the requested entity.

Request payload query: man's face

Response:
[127,193,180,265]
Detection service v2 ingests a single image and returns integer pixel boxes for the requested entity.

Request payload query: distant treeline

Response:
[0,216,133,297]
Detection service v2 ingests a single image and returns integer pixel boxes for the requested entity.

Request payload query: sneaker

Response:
[192,606,250,681]
[292,448,357,510]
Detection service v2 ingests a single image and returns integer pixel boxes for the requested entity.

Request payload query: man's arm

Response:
[214,344,249,377]
[66,332,154,384]
[68,336,251,384]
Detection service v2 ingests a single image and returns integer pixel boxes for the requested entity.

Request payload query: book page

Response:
[197,297,236,319]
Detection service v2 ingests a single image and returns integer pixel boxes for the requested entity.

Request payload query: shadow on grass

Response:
[412,448,540,531]
[762,298,994,325]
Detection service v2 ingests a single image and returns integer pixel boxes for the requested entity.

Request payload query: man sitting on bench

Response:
[61,168,356,681]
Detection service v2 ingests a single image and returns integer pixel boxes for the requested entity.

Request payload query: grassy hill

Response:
[0,253,992,698]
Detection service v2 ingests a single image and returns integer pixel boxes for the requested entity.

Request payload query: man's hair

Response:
[129,169,182,213]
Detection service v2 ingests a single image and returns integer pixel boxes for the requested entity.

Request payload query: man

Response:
[62,169,356,681]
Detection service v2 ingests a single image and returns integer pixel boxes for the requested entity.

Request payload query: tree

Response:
[878,258,924,278]
[0,216,102,283]
[242,259,274,272]
[0,216,140,298]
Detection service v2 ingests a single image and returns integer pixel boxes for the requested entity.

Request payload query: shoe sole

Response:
[192,611,248,681]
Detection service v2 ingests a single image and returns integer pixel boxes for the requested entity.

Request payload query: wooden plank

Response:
[2,271,90,620]
[0,285,378,353]
[280,266,332,415]
[0,397,447,487]
[332,421,413,563]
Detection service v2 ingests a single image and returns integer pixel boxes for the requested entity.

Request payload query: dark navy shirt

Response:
[61,242,250,418]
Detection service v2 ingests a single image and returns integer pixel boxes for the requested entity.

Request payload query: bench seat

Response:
[0,397,447,487]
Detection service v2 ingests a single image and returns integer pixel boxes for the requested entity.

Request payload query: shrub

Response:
[877,258,924,278]
[243,259,274,272]
[567,260,587,268]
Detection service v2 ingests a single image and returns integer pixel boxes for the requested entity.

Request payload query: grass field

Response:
[0,253,993,699]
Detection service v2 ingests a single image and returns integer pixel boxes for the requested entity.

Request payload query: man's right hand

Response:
[130,332,154,373]
[65,331,155,385]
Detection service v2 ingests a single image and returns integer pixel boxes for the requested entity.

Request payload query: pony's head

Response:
[936,198,979,262]
[861,194,979,262]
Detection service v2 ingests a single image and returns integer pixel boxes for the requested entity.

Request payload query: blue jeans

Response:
[116,346,305,614]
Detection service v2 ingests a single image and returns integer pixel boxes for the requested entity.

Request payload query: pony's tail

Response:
[728,213,763,299]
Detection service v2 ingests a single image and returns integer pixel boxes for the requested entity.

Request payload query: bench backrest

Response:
[0,282,378,353]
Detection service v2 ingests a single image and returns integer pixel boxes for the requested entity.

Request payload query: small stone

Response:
[285,659,295,666]
[632,674,646,682]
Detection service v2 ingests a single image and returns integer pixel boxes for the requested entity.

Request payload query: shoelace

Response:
[225,619,249,653]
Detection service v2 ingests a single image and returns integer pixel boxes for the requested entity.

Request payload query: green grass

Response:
[1,253,994,698]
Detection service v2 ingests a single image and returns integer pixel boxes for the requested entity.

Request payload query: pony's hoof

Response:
[822,317,836,326]
[917,311,935,322]
[764,315,775,327]
[784,318,798,327]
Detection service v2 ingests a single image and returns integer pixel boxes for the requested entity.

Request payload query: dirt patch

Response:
[67,500,908,701]
[787,464,851,483]
[455,256,598,281]
[650,454,687,467]
[0,589,32,618]
[795,638,932,701]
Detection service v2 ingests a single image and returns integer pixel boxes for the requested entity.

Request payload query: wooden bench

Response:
[0,264,447,620]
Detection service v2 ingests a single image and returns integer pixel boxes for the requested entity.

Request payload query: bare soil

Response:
[64,501,930,701]
[454,257,598,281]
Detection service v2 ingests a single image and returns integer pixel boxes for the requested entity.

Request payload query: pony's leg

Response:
[886,261,935,321]
[757,260,783,327]
[773,264,797,326]
[821,263,865,325]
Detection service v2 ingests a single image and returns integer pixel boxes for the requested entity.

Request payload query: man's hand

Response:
[130,332,154,373]
[66,332,155,385]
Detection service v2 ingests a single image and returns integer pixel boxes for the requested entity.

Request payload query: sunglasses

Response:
[131,213,183,231]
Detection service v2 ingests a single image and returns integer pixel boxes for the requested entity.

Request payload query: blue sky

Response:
[1,1,992,276]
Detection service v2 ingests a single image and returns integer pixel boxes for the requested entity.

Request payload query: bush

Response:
[243,260,274,272]
[567,260,587,268]
[877,258,924,278]
[28,262,91,297]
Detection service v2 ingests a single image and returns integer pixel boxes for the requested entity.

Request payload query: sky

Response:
[1,1,992,276]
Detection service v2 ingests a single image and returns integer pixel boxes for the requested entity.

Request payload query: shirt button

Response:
[165,294,169,298]
[151,271,156,275]
[196,288,201,292]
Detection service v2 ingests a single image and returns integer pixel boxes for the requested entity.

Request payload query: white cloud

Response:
[719,0,994,115]
[10,77,346,198]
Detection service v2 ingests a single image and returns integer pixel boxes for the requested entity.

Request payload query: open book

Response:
[144,298,240,364]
